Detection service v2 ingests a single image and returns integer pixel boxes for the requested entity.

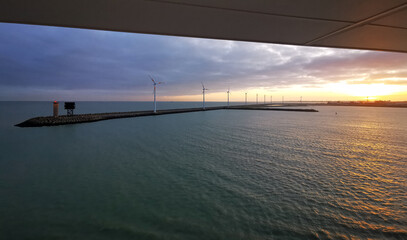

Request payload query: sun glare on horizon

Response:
[327,83,405,98]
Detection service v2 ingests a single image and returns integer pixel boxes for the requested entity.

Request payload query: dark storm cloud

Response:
[0,22,406,100]
[0,23,177,91]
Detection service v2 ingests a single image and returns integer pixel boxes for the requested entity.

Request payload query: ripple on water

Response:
[0,104,406,239]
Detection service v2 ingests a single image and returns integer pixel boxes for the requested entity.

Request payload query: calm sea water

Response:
[0,102,406,240]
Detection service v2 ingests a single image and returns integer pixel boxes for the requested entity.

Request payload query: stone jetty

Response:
[15,104,318,127]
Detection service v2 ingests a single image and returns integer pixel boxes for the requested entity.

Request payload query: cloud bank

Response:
[0,22,406,100]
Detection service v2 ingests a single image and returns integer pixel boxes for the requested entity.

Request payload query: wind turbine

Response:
[201,82,209,109]
[256,94,258,104]
[150,76,163,113]
[245,92,248,104]
[227,88,231,107]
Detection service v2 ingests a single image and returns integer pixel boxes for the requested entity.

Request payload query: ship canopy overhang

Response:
[1,0,407,53]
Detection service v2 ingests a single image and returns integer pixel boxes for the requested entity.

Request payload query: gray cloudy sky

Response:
[0,22,406,101]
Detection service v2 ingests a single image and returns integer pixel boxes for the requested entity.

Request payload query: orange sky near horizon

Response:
[144,84,407,102]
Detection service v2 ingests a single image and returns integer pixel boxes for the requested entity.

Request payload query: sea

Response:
[0,101,406,240]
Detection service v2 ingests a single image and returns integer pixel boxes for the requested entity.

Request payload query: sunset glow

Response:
[327,83,406,98]
[0,22,406,102]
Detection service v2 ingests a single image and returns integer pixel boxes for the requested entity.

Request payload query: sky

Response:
[0,22,407,102]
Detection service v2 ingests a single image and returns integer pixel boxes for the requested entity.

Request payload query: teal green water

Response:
[0,102,406,239]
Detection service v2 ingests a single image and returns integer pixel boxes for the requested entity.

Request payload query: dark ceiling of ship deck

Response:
[0,0,406,52]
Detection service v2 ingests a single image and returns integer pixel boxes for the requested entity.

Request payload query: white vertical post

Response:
[245,92,247,104]
[153,84,157,113]
[203,89,205,109]
[227,90,230,107]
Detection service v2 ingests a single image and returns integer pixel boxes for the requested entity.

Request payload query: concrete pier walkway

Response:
[15,104,318,127]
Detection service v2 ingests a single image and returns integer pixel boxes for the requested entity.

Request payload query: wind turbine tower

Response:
[264,95,266,104]
[245,92,247,104]
[256,94,258,104]
[201,82,209,110]
[150,76,163,113]
[227,88,231,107]
[270,95,272,103]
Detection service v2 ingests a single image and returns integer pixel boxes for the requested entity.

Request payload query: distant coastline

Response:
[322,101,407,108]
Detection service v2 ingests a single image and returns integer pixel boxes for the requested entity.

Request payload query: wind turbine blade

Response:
[158,82,164,84]
[149,75,155,83]
[201,82,204,88]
